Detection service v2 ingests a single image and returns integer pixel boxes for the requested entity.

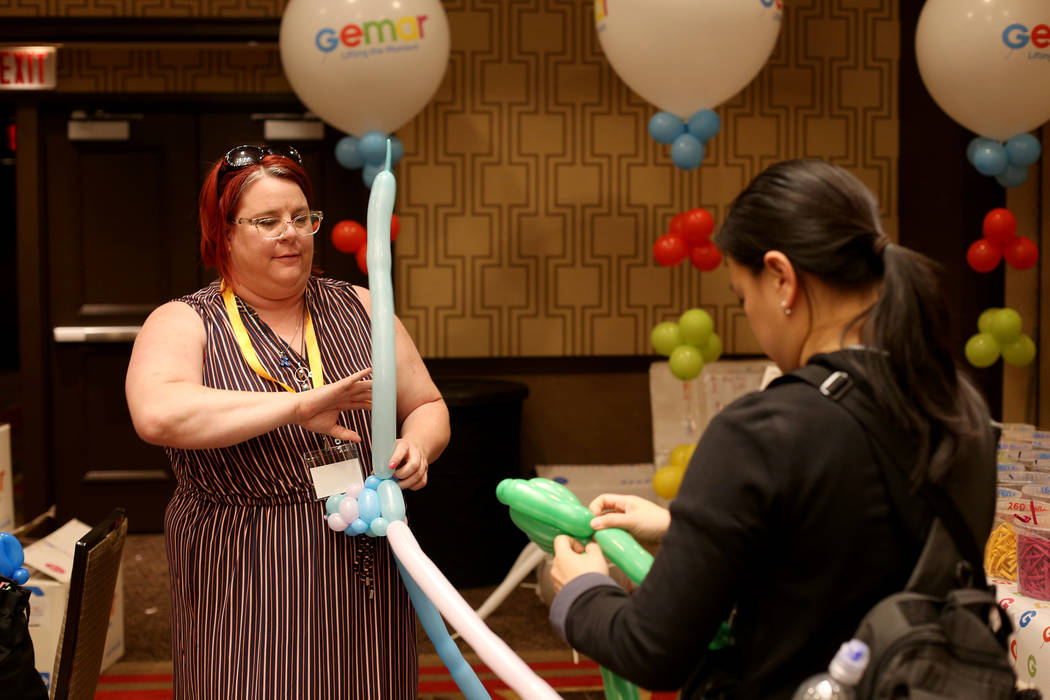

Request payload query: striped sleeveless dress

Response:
[163,276,418,699]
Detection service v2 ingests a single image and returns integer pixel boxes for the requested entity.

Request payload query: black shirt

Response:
[555,351,995,698]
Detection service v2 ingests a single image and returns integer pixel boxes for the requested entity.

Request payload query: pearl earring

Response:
[781,300,792,316]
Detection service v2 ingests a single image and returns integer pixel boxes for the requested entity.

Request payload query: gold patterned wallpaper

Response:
[397,0,898,357]
[2,0,899,359]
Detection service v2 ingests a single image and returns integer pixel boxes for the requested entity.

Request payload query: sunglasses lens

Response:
[268,145,303,165]
[225,146,266,168]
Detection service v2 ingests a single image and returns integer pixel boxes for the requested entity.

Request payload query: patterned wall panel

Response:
[396,0,898,357]
[54,47,290,92]
[0,0,284,17]
[4,0,899,359]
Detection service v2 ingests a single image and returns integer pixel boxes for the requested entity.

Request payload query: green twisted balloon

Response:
[496,477,733,699]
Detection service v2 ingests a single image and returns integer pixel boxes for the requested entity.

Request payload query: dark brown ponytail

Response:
[714,158,987,484]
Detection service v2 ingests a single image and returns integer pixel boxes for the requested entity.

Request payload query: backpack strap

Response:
[775,363,987,585]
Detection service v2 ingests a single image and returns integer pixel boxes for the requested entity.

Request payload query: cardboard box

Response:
[0,424,13,532]
[21,519,125,691]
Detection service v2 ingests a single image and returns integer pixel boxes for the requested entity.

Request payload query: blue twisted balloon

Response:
[362,140,489,699]
[366,143,398,480]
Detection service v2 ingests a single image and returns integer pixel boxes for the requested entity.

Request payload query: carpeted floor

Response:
[114,535,677,699]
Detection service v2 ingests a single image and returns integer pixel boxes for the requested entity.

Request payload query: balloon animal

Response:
[497,476,734,699]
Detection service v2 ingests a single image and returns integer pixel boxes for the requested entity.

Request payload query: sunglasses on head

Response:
[216,144,303,197]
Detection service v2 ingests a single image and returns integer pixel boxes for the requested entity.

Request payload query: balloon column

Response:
[595,0,782,170]
[650,308,723,381]
[966,133,1042,188]
[652,208,721,271]
[653,443,695,500]
[965,308,1037,369]
[279,0,450,187]
[336,132,407,188]
[324,143,562,700]
[915,0,1050,187]
[966,208,1040,273]
[0,532,29,585]
[648,110,721,171]
[331,215,400,275]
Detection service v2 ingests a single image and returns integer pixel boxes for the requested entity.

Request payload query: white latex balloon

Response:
[916,0,1050,141]
[280,0,451,136]
[595,0,782,119]
[386,522,562,700]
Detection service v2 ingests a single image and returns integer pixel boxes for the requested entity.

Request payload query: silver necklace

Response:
[238,293,312,390]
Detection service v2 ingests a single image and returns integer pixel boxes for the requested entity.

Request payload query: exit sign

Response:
[0,46,56,90]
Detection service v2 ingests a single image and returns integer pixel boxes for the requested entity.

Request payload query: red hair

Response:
[198,153,316,286]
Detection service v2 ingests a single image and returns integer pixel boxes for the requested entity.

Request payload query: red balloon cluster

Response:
[966,208,1039,273]
[653,208,721,271]
[330,214,401,275]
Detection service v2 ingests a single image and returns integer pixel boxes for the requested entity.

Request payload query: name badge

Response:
[303,441,365,500]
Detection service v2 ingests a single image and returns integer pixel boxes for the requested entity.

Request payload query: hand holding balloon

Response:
[387,437,430,491]
[496,477,654,584]
[550,536,607,594]
[588,493,671,545]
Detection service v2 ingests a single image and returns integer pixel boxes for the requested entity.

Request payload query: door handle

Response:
[52,326,141,343]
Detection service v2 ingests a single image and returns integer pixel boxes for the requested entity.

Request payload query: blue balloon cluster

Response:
[967,133,1042,189]
[324,474,406,538]
[335,131,405,188]
[0,532,29,585]
[648,109,721,171]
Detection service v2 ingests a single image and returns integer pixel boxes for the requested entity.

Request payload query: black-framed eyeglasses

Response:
[231,210,324,239]
[217,144,303,197]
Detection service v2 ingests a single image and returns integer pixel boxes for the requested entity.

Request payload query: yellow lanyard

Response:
[221,284,324,392]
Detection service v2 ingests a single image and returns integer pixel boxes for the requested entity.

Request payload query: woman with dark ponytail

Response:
[545,159,997,699]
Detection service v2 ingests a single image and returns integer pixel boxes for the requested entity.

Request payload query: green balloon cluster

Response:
[965,307,1037,368]
[650,308,723,381]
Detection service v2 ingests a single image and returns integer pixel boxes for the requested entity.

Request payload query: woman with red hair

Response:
[126,145,449,698]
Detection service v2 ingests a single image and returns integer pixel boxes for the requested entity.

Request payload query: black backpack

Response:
[783,363,1033,700]
[0,576,48,700]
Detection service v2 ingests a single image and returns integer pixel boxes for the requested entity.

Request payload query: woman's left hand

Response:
[550,535,608,594]
[388,437,429,491]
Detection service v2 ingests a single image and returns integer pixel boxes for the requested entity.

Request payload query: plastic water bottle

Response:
[791,639,870,700]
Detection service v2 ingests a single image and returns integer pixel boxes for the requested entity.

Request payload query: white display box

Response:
[21,519,125,691]
[0,424,12,531]
[649,359,777,468]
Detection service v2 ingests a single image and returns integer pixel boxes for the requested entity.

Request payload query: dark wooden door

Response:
[45,108,198,532]
[42,103,367,531]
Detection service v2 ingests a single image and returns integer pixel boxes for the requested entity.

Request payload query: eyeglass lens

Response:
[256,212,323,237]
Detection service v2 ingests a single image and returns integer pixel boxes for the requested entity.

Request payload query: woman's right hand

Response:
[587,493,671,544]
[295,368,373,442]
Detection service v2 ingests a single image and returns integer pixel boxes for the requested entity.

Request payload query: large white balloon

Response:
[280,0,451,136]
[916,0,1050,141]
[594,0,782,119]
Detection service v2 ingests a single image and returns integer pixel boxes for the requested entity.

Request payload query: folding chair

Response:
[49,508,127,700]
